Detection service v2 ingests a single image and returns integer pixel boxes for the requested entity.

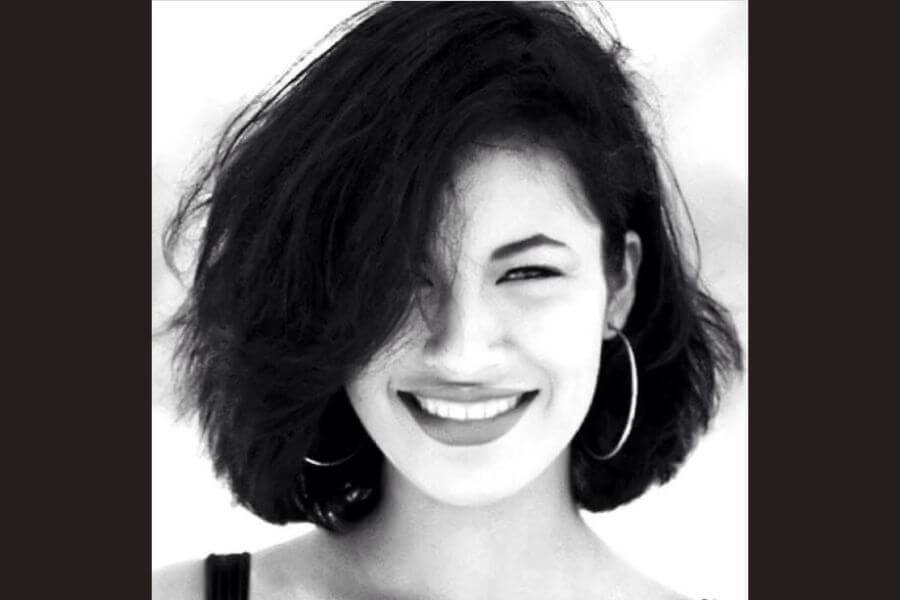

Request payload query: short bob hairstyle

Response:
[165,1,742,531]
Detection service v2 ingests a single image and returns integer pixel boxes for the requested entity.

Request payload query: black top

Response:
[205,553,250,600]
[205,552,712,600]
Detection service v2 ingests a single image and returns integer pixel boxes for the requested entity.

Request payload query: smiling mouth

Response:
[397,390,538,422]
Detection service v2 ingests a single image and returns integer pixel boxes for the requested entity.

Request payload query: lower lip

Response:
[398,391,538,447]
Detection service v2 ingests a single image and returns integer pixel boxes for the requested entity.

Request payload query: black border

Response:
[7,1,150,598]
[748,1,894,598]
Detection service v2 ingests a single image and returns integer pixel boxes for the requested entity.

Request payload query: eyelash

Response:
[415,266,561,287]
[498,266,562,283]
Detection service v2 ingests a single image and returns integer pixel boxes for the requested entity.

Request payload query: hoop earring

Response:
[582,325,638,461]
[303,440,365,467]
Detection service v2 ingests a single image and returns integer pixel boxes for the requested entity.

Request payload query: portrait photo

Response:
[152,2,747,599]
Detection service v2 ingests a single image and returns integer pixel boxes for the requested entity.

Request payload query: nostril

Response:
[421,343,503,380]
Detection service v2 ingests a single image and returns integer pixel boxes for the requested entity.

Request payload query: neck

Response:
[334,449,605,599]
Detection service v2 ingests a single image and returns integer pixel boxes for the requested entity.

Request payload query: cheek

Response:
[345,333,422,439]
[345,374,375,427]
[508,286,607,375]
[506,286,607,433]
[346,352,394,424]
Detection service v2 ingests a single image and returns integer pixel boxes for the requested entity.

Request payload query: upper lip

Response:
[398,386,535,403]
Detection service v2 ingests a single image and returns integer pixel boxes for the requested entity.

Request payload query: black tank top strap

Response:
[205,552,250,600]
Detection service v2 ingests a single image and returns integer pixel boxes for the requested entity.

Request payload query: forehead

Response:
[437,144,602,261]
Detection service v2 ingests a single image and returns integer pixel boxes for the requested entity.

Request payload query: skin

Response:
[348,144,627,509]
[334,145,650,600]
[152,145,689,600]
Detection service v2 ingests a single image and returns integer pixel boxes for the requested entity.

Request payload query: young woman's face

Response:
[348,145,634,507]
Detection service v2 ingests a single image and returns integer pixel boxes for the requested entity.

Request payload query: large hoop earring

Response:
[582,325,638,461]
[302,390,368,468]
[303,440,365,467]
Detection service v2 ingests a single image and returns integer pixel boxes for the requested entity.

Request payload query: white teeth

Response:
[483,401,501,419]
[414,394,524,421]
[467,403,486,420]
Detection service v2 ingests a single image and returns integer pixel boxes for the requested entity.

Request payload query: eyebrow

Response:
[489,234,570,261]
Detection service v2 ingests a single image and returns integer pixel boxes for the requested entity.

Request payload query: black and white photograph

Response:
[152,2,748,599]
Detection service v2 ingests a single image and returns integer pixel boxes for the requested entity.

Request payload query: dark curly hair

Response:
[163,1,742,531]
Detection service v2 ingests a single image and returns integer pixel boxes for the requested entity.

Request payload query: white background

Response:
[152,2,748,599]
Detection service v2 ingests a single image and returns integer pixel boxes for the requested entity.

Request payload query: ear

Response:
[604,231,642,340]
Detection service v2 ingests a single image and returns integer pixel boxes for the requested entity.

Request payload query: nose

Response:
[421,285,504,379]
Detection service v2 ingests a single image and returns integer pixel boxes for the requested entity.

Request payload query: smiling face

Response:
[347,144,638,507]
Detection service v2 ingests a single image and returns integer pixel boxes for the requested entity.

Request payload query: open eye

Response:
[498,266,562,283]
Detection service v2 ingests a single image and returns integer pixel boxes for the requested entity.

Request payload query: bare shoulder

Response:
[152,558,204,600]
[645,585,694,600]
[150,531,351,600]
[619,565,692,600]
[251,529,354,600]
[614,564,694,600]
[584,541,694,600]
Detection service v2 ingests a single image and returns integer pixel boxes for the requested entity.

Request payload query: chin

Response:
[414,471,534,508]
[401,445,565,509]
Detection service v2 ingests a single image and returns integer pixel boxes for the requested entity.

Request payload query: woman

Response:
[153,2,744,599]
